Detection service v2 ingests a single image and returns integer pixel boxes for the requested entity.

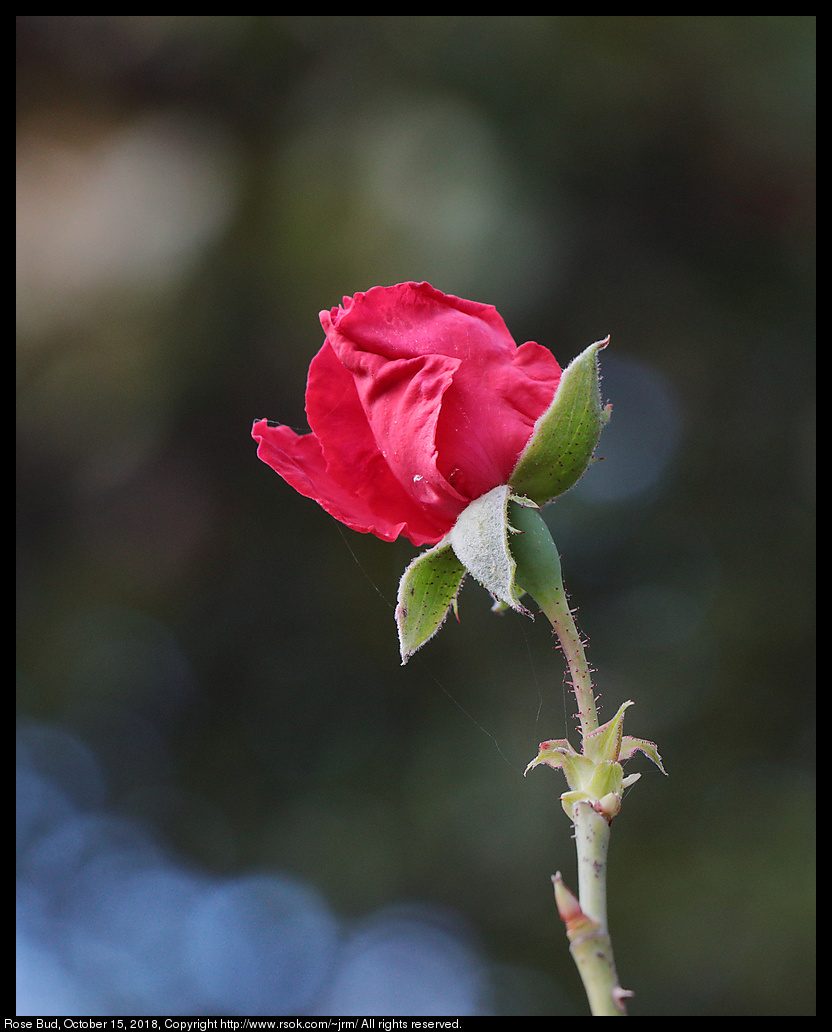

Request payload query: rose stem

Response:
[555,804,627,1016]
[534,579,599,743]
[510,504,623,1013]
[508,502,599,743]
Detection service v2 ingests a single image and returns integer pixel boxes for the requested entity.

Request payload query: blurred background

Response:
[17,16,815,1017]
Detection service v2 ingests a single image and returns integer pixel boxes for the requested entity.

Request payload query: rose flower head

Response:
[253,281,609,660]
[253,281,606,545]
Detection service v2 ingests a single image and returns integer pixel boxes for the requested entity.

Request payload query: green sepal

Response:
[509,337,611,506]
[396,486,555,662]
[448,485,533,614]
[396,539,466,665]
[506,498,564,608]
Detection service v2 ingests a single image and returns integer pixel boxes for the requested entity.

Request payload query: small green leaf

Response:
[583,701,634,764]
[524,737,579,776]
[560,789,591,818]
[561,752,598,792]
[509,337,610,505]
[396,540,466,664]
[585,759,624,800]
[448,485,530,613]
[620,734,667,775]
[557,760,625,820]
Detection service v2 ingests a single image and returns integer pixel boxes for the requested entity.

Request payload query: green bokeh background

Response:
[17,16,815,1016]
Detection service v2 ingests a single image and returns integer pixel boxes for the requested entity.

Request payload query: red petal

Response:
[322,282,562,504]
[252,342,452,546]
[254,283,563,546]
[252,418,447,546]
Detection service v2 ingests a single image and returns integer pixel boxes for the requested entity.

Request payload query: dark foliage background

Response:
[17,16,814,1017]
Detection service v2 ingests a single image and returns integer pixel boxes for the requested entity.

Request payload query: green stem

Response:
[510,503,627,1014]
[509,501,599,741]
[564,802,627,1016]
[574,799,610,932]
[535,581,598,742]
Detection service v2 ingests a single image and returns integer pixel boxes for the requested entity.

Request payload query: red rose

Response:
[252,282,562,547]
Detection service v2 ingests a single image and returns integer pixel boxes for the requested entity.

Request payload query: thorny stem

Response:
[545,602,629,1015]
[510,503,627,1014]
[535,581,598,743]
[510,502,629,1013]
